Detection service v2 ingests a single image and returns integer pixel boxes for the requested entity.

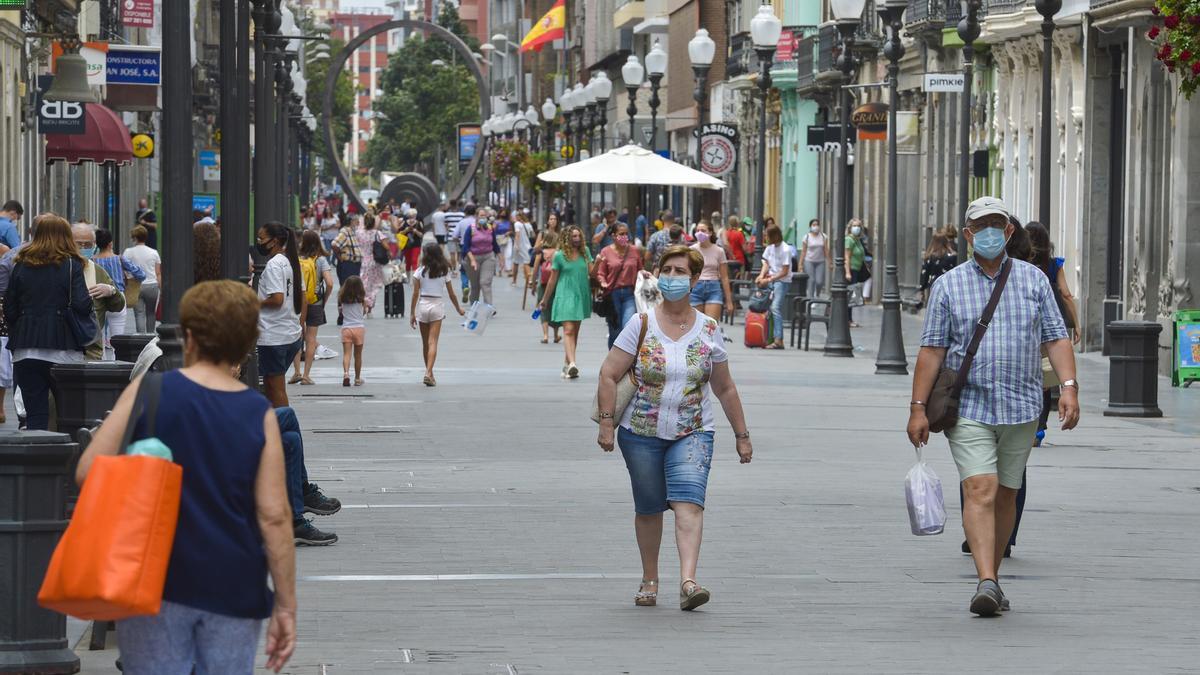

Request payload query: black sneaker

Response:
[294,518,338,546]
[303,482,341,516]
[970,579,1002,617]
[961,540,971,555]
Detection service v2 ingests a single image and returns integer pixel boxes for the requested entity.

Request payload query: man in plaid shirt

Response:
[907,197,1080,616]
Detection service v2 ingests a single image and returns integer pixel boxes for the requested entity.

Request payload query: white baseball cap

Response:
[964,196,1011,222]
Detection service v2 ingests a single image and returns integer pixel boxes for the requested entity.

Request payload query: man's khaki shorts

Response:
[945,418,1037,489]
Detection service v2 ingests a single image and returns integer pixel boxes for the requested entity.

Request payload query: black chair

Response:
[801,298,831,352]
[724,279,756,325]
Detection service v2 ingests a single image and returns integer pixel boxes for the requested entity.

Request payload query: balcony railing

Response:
[817,24,838,74]
[796,35,816,88]
[727,31,753,79]
[987,0,1030,14]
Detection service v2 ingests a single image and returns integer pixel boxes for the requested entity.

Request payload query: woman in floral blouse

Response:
[595,245,752,612]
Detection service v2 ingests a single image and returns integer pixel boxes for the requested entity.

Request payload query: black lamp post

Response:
[876,0,908,375]
[160,0,194,322]
[592,72,612,154]
[219,0,251,280]
[622,55,644,144]
[1035,0,1060,227]
[825,0,864,359]
[956,0,981,260]
[687,31,714,227]
[750,5,782,245]
[251,0,281,228]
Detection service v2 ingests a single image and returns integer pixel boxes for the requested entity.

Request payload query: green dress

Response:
[551,249,593,323]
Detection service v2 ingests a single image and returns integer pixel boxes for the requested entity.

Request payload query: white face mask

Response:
[851,226,862,236]
[810,225,820,233]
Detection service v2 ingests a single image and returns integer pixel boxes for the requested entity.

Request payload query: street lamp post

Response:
[956,0,981,260]
[219,0,251,280]
[251,1,281,228]
[591,72,612,153]
[875,0,908,375]
[646,41,668,153]
[161,0,194,323]
[1035,0,1060,227]
[688,30,715,228]
[540,98,557,224]
[482,116,494,204]
[622,55,644,144]
[824,0,864,358]
[750,5,782,245]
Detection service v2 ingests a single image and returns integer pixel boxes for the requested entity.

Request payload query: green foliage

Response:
[305,37,356,178]
[362,4,482,177]
[517,150,555,195]
[1150,1,1200,98]
[491,140,528,181]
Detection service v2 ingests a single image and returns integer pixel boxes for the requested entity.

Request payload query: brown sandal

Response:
[679,579,710,611]
[634,579,658,607]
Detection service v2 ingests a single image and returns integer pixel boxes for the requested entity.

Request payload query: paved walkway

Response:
[75,277,1198,673]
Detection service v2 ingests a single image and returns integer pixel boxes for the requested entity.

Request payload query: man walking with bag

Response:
[907,197,1079,616]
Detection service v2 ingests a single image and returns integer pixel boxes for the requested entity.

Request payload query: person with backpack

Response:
[289,231,336,386]
[754,225,792,350]
[533,231,563,344]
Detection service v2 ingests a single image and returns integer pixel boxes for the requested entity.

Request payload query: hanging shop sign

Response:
[458,124,482,166]
[852,102,889,141]
[692,124,738,177]
[122,0,155,28]
[806,124,856,153]
[923,72,965,93]
[131,133,154,158]
[106,45,161,86]
[36,77,85,135]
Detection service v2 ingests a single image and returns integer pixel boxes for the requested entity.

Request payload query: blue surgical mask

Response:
[971,227,1008,260]
[80,246,96,259]
[658,276,692,302]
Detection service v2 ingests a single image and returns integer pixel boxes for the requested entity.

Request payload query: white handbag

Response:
[590,314,648,424]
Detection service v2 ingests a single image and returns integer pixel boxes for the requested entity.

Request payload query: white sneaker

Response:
[567,363,580,379]
[314,345,338,360]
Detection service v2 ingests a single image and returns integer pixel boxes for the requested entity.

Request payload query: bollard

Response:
[155,324,185,372]
[0,431,81,674]
[50,362,136,438]
[1104,320,1164,418]
[109,333,156,366]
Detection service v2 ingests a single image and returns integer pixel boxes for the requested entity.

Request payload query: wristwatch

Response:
[734,431,750,440]
[1060,379,1079,391]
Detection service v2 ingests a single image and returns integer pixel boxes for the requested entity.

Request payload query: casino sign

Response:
[692,123,738,177]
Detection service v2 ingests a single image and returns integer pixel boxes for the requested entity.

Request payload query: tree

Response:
[362,4,482,181]
[305,37,356,180]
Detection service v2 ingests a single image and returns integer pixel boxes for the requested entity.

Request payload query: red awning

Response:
[45,104,134,166]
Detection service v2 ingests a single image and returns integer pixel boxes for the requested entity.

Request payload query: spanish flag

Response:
[520,0,566,53]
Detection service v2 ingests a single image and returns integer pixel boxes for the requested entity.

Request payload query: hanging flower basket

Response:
[490,140,530,182]
[1150,1,1200,97]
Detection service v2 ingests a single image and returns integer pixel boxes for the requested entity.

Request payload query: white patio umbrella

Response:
[537,143,726,189]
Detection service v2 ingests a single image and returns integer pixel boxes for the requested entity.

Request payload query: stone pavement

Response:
[73,277,1198,674]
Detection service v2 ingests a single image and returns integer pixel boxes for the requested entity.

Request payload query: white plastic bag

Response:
[634,273,661,315]
[905,447,946,536]
[462,301,494,336]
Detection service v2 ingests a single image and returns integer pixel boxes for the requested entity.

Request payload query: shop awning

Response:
[45,104,134,166]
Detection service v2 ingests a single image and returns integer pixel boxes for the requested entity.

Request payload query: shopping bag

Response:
[38,373,183,620]
[634,273,661,315]
[462,301,494,336]
[905,446,946,536]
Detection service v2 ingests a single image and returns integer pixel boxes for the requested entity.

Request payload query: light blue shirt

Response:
[0,216,19,250]
[921,256,1068,426]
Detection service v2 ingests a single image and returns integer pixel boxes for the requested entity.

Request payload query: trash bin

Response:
[51,362,136,439]
[1104,321,1163,418]
[0,431,81,674]
[109,333,156,365]
[784,272,809,322]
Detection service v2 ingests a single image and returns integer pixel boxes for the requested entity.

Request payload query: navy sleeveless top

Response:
[132,370,274,619]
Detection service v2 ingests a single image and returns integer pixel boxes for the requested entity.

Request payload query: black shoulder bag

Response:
[926,259,1011,434]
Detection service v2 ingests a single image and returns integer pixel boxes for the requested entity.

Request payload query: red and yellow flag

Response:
[520,0,566,53]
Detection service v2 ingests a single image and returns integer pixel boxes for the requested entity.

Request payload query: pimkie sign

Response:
[852,102,889,141]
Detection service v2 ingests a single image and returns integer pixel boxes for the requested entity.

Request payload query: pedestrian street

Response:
[69,278,1200,674]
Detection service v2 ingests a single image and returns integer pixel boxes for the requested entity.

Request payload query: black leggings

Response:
[14,358,60,431]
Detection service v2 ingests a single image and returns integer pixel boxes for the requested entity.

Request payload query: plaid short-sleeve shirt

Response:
[921,256,1068,426]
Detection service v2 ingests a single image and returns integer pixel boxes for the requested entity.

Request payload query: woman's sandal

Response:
[634,579,658,607]
[342,376,350,387]
[679,579,711,611]
[287,375,303,385]
[300,377,315,385]
[540,337,549,344]
[422,375,435,387]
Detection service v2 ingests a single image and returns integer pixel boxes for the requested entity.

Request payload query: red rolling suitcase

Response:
[744,311,771,348]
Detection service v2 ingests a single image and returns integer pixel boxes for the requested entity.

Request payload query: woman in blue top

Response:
[76,280,297,674]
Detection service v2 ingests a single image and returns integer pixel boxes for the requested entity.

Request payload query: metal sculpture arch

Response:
[321,19,490,214]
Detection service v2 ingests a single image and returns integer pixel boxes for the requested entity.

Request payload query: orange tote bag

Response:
[38,373,183,621]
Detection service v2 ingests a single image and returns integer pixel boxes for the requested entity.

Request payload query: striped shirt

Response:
[921,256,1067,426]
[443,210,464,238]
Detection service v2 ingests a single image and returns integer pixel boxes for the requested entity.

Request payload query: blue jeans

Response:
[117,600,262,675]
[459,260,470,295]
[605,286,637,349]
[689,279,723,306]
[275,406,308,523]
[618,427,715,514]
[769,280,788,340]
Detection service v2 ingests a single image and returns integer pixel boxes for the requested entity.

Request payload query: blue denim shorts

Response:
[618,427,715,514]
[689,279,723,306]
[257,339,302,377]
